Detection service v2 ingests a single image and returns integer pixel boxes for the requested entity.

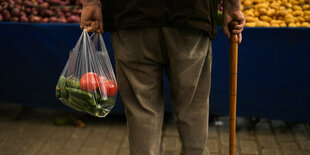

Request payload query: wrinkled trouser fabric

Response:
[111,27,212,155]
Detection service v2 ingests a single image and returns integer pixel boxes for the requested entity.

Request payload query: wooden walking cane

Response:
[229,28,239,155]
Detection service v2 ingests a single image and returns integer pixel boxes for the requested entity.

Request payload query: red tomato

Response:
[99,80,118,97]
[98,76,107,82]
[80,72,99,92]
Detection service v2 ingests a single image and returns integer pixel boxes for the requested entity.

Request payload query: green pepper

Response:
[66,78,80,89]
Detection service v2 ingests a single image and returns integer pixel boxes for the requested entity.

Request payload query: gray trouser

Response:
[111,27,212,155]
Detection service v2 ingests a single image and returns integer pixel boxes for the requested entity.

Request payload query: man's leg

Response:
[163,27,212,155]
[111,28,165,155]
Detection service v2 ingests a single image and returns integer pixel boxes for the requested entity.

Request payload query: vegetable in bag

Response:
[56,31,117,117]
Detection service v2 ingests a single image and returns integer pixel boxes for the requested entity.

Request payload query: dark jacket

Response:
[102,0,218,39]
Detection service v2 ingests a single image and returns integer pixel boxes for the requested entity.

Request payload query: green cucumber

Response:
[67,88,97,106]
[60,97,70,106]
[56,89,61,98]
[56,76,67,98]
[98,109,107,116]
[100,97,116,106]
[94,91,101,100]
[69,95,89,111]
[95,109,107,117]
[67,88,92,100]
[90,107,107,117]
[60,87,69,98]
[66,78,80,89]
[57,76,67,86]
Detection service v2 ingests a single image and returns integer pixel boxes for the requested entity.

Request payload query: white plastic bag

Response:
[56,31,117,117]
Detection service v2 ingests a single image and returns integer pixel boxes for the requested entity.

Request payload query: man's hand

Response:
[80,1,103,33]
[222,1,245,43]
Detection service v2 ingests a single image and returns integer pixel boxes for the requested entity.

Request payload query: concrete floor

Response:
[0,103,309,155]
